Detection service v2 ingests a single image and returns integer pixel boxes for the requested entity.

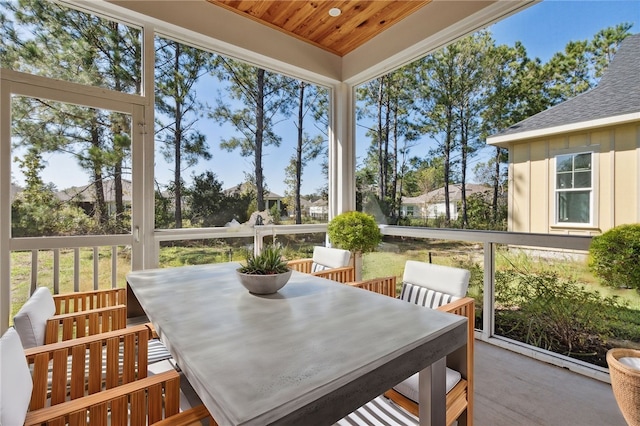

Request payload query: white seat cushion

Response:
[393,368,462,404]
[335,395,418,426]
[1,328,33,425]
[312,246,351,270]
[13,287,56,348]
[403,261,470,298]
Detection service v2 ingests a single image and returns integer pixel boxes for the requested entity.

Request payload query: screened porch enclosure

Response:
[1,0,537,332]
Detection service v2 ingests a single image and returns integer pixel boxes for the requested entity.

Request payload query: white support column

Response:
[141,23,157,270]
[482,241,496,340]
[0,77,11,334]
[328,82,356,220]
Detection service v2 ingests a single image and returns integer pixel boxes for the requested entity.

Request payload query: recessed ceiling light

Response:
[328,8,341,17]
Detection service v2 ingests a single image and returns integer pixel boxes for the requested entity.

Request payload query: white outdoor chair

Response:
[287,246,355,282]
[343,260,474,426]
[13,286,172,364]
[0,327,214,426]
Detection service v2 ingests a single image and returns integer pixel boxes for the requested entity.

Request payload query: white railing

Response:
[11,224,611,381]
[9,234,132,294]
[374,225,606,381]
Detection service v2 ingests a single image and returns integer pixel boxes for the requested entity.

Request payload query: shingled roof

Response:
[489,33,640,143]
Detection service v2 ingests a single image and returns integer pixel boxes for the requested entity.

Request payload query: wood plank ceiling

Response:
[206,1,431,56]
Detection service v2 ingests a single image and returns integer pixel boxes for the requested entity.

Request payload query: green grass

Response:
[495,248,640,310]
[10,247,131,321]
[364,240,640,311]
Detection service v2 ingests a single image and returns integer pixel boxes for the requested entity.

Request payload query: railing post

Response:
[254,226,264,256]
[30,250,38,295]
[74,248,80,292]
[111,246,118,289]
[53,249,60,294]
[482,242,496,340]
[93,247,99,290]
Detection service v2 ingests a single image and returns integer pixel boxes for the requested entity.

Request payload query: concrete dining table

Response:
[126,262,467,426]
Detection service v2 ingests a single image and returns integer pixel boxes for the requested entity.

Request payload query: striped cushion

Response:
[396,282,462,402]
[399,282,459,309]
[311,262,330,272]
[148,338,173,364]
[336,395,418,426]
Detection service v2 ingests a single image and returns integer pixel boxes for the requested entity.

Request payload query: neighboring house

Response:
[487,34,640,236]
[56,179,132,216]
[309,198,328,220]
[401,184,492,220]
[286,197,312,217]
[224,184,284,214]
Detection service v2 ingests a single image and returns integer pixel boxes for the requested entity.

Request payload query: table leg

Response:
[418,356,447,426]
[126,282,146,318]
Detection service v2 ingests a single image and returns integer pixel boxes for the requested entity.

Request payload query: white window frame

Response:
[552,150,597,227]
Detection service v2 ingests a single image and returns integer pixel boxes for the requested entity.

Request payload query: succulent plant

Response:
[238,245,290,275]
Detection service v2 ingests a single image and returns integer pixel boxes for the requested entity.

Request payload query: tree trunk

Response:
[255,68,266,212]
[376,78,385,201]
[492,146,501,224]
[295,82,305,224]
[460,108,468,228]
[173,42,183,228]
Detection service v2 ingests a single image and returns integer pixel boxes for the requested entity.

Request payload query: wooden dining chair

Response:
[287,246,355,283]
[51,287,126,314]
[24,324,155,411]
[13,287,127,347]
[1,327,216,426]
[13,286,172,365]
[344,261,474,426]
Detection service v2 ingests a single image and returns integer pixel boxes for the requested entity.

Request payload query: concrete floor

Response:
[474,340,626,426]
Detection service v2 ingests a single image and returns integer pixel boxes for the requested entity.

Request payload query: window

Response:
[10,95,134,237]
[1,0,142,94]
[555,152,592,224]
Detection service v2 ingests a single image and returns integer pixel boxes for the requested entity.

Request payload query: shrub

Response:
[327,211,382,253]
[495,269,623,360]
[588,224,640,292]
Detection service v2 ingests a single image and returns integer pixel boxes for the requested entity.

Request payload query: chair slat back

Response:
[26,325,150,411]
[312,266,355,283]
[44,305,127,345]
[53,288,126,314]
[23,371,181,426]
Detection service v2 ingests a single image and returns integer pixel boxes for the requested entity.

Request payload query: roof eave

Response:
[487,112,640,147]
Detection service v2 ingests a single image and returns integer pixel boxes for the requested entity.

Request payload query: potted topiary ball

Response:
[327,211,382,280]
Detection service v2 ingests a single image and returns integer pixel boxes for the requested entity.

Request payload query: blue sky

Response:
[164,0,640,196]
[13,0,640,196]
[491,0,640,63]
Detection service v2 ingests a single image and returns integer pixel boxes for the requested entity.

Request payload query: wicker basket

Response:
[607,348,640,426]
